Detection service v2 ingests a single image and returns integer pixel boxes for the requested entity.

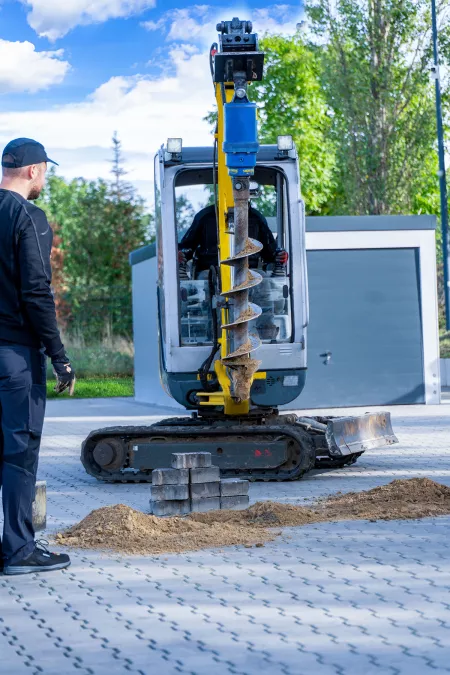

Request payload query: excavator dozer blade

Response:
[325,412,398,458]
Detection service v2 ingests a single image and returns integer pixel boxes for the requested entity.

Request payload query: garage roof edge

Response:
[129,215,436,265]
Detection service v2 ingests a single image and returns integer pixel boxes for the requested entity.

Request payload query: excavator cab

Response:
[155,143,308,410]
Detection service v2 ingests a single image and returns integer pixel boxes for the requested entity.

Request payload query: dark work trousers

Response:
[0,344,46,566]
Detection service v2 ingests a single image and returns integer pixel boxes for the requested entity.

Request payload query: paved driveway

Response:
[1,397,450,675]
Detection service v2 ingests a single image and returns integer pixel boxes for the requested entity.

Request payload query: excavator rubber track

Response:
[81,412,398,483]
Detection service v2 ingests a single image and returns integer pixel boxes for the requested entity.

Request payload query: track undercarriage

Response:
[81,411,398,483]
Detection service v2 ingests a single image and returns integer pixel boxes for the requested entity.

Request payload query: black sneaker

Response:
[3,540,71,575]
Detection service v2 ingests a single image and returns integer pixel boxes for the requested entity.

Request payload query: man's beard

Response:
[28,184,42,200]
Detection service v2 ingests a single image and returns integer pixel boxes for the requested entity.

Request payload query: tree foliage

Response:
[253,33,336,214]
[205,4,448,219]
[307,0,445,215]
[110,131,131,201]
[38,136,154,339]
[176,194,196,238]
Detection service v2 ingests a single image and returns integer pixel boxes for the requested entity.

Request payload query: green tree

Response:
[252,33,337,214]
[110,130,131,201]
[176,194,196,238]
[38,136,154,339]
[307,0,444,216]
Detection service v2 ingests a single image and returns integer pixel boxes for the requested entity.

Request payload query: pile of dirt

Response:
[55,479,450,555]
[189,500,318,527]
[191,478,450,527]
[55,503,274,555]
[321,477,450,521]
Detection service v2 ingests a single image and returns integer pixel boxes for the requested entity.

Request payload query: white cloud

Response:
[141,17,165,32]
[252,6,303,35]
[21,0,157,41]
[0,39,69,93]
[143,4,302,44]
[0,46,215,199]
[0,5,302,203]
[166,6,211,41]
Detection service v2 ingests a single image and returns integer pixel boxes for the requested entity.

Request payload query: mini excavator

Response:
[81,18,397,483]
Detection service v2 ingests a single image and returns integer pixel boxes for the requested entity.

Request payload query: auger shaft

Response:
[220,176,263,402]
[231,178,251,355]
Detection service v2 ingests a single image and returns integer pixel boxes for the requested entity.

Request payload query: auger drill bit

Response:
[221,178,263,401]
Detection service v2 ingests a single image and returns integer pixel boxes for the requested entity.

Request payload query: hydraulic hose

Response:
[198,266,220,392]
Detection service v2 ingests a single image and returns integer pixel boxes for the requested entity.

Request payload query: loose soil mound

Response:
[55,503,274,554]
[55,478,450,555]
[189,500,318,527]
[321,477,450,521]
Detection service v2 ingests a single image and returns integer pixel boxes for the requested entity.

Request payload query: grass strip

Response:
[46,377,134,399]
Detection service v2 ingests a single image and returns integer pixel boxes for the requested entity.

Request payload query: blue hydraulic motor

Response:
[223,91,259,177]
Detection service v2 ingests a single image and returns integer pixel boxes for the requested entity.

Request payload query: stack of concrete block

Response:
[150,466,191,517]
[150,451,250,516]
[190,464,221,512]
[220,478,250,510]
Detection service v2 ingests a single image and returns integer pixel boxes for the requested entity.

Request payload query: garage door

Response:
[296,248,425,408]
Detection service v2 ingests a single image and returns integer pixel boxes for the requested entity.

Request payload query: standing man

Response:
[0,138,75,575]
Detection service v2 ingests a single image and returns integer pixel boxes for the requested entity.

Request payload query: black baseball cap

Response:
[1,138,58,168]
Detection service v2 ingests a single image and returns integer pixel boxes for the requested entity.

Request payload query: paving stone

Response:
[190,466,220,483]
[220,478,249,497]
[171,452,212,469]
[32,479,47,531]
[4,396,450,675]
[220,495,250,510]
[190,482,220,499]
[151,499,191,516]
[151,467,189,485]
[190,497,221,512]
[150,484,190,501]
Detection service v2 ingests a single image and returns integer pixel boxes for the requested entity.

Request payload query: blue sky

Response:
[0,1,303,201]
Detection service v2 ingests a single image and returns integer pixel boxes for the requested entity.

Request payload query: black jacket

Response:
[0,189,63,358]
[179,204,277,271]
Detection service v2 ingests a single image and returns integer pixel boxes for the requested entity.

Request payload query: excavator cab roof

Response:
[163,144,297,167]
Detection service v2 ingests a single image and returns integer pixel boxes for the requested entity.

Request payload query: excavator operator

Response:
[178,202,288,278]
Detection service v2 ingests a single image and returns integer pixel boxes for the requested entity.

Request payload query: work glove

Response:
[51,350,76,396]
[276,249,289,265]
